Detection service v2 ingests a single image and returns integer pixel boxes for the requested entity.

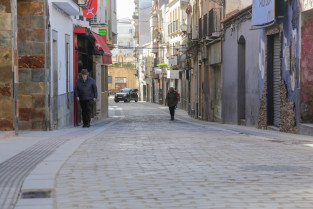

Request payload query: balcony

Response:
[52,0,80,16]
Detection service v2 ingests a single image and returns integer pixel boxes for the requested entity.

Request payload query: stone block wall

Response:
[17,0,47,130]
[0,0,14,130]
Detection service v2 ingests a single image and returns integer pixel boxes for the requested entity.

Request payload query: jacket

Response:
[74,77,98,101]
[166,91,178,107]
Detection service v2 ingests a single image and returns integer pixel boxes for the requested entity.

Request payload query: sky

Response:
[117,0,135,19]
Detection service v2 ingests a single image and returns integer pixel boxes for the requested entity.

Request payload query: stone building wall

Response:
[0,0,14,130]
[17,0,47,130]
[108,66,139,91]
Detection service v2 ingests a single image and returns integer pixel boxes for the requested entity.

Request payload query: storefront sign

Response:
[168,56,177,66]
[99,29,107,43]
[302,0,313,12]
[154,68,162,75]
[167,70,179,79]
[252,0,275,26]
[99,29,107,36]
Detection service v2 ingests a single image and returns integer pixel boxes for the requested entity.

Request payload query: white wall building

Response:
[48,0,80,129]
[112,18,135,57]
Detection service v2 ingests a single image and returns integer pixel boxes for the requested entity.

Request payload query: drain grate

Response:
[21,191,51,199]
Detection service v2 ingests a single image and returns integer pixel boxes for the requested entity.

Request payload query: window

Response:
[115,77,127,83]
[88,14,98,24]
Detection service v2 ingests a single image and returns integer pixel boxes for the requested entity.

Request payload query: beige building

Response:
[108,66,139,93]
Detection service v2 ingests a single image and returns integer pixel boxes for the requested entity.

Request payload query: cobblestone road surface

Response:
[53,100,313,209]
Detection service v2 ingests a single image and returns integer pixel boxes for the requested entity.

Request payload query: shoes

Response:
[171,116,174,120]
[82,124,87,128]
[86,124,90,128]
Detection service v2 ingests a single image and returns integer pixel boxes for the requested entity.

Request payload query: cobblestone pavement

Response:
[54,100,313,209]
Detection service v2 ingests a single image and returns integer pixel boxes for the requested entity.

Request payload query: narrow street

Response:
[2,98,313,209]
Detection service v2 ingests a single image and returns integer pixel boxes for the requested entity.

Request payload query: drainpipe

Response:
[44,0,51,131]
[11,0,18,135]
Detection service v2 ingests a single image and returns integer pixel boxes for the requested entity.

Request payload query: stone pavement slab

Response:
[52,101,313,209]
[3,99,313,209]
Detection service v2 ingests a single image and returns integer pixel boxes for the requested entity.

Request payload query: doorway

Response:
[267,33,281,127]
[238,35,246,125]
[213,65,222,122]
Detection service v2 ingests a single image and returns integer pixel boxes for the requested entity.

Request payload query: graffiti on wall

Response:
[283,29,297,92]
[300,15,313,123]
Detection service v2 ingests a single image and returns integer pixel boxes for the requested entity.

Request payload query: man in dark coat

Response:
[74,69,98,128]
[165,87,178,120]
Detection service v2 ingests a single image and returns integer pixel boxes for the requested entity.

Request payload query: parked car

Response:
[114,88,139,103]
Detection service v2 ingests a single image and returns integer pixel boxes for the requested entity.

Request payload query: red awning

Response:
[91,31,112,64]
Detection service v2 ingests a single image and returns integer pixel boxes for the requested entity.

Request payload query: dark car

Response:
[114,88,139,103]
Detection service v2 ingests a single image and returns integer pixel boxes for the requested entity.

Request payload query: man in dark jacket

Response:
[74,69,98,128]
[165,87,178,120]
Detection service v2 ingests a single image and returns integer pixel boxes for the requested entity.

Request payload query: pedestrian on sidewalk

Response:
[165,87,178,120]
[74,69,98,128]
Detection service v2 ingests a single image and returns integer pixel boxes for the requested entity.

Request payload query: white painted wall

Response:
[49,3,74,95]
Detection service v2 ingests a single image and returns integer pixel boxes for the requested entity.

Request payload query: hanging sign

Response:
[168,56,177,65]
[83,0,98,18]
[252,0,275,26]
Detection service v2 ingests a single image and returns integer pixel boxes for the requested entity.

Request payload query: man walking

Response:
[165,87,178,120]
[74,69,97,128]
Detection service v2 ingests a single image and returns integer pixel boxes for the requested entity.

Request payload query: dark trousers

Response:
[80,100,92,125]
[169,106,175,118]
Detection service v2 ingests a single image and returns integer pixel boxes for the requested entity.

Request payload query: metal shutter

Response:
[273,35,281,127]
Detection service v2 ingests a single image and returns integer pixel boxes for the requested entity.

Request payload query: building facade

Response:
[253,0,300,133]
[0,0,114,131]
[0,0,18,131]
[222,6,260,126]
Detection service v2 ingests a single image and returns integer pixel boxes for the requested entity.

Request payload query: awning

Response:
[91,31,112,64]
